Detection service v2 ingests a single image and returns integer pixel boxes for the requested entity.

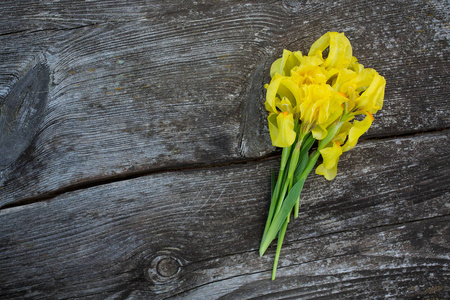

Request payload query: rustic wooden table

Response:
[1,1,449,299]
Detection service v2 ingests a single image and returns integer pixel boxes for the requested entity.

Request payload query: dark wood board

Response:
[1,0,449,205]
[0,131,448,299]
[0,0,449,298]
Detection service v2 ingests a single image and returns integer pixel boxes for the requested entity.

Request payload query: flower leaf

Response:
[259,178,306,257]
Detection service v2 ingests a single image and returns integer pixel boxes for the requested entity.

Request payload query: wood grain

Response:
[0,63,49,169]
[0,131,448,299]
[1,0,449,205]
[1,1,449,297]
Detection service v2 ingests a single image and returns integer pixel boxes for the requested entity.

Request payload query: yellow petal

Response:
[345,86,358,112]
[276,97,294,114]
[333,120,353,145]
[276,112,296,147]
[270,49,301,77]
[312,124,327,140]
[348,56,364,73]
[265,77,283,113]
[277,78,302,108]
[342,113,374,152]
[308,32,331,58]
[270,58,282,78]
[290,64,328,86]
[319,142,342,169]
[300,83,345,126]
[293,51,303,62]
[308,32,352,69]
[316,142,342,180]
[268,112,296,148]
[356,73,386,114]
[265,77,302,114]
[268,113,279,142]
[355,68,377,91]
[316,163,338,180]
[317,93,346,129]
[281,49,301,76]
[334,68,357,92]
[299,55,323,67]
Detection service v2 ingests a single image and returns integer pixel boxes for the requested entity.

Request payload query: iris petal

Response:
[312,125,327,140]
[342,114,374,152]
[356,73,386,114]
[316,163,338,181]
[265,77,302,114]
[270,49,302,77]
[309,32,352,69]
[270,58,283,78]
[268,113,279,143]
[274,112,296,147]
[265,77,283,113]
[319,142,342,169]
[315,142,342,181]
[268,112,296,148]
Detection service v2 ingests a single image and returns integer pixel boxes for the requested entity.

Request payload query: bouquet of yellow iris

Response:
[260,32,386,279]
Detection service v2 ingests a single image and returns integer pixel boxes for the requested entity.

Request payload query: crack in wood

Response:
[1,127,448,211]
[0,155,273,211]
[364,126,450,141]
[0,22,115,37]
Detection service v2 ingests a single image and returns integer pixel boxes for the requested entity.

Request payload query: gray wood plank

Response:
[0,131,448,299]
[1,1,449,205]
[172,218,449,299]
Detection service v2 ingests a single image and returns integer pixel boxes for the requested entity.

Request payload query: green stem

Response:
[301,150,320,180]
[293,135,314,218]
[270,169,275,197]
[294,196,300,218]
[262,145,292,238]
[270,131,306,225]
[272,217,289,280]
[264,121,303,239]
[272,135,303,221]
[259,150,320,257]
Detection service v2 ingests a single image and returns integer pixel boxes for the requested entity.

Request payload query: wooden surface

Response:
[0,0,449,298]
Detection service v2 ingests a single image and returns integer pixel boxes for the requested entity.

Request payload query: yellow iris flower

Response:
[261,31,387,281]
[299,83,344,126]
[264,31,386,180]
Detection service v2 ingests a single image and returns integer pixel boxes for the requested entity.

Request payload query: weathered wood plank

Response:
[0,131,448,298]
[0,0,177,36]
[173,217,449,299]
[1,0,448,205]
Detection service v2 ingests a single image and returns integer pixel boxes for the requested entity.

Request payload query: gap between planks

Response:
[0,153,274,211]
[1,127,448,211]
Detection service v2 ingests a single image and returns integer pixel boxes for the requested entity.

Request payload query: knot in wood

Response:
[146,253,182,285]
[0,63,49,170]
[156,257,179,277]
